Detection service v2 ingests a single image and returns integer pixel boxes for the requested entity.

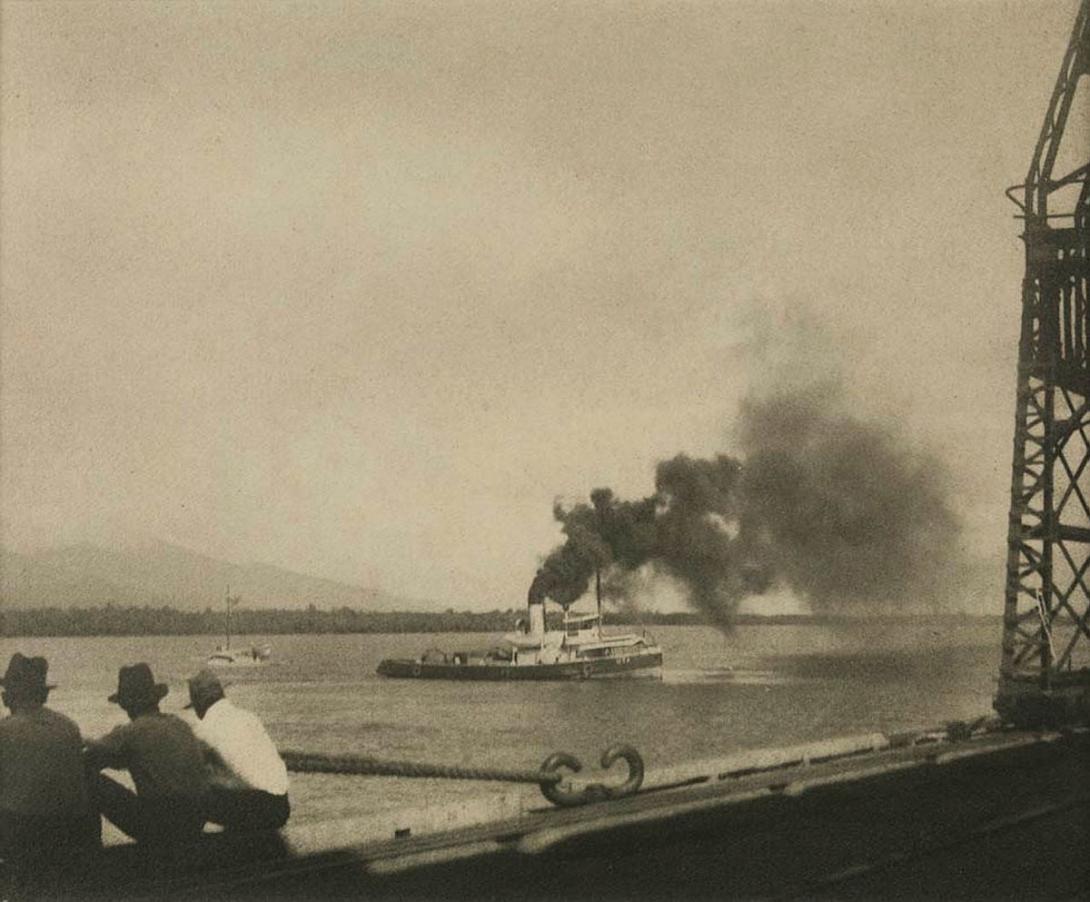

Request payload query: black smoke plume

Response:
[530,385,960,625]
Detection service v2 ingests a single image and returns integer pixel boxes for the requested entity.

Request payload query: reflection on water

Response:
[0,621,1000,823]
[661,668,794,686]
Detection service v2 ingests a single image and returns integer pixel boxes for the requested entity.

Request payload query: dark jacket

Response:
[87,711,208,803]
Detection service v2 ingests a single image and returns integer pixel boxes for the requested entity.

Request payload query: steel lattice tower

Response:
[996,0,1090,727]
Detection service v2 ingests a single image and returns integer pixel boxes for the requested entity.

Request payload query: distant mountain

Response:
[0,541,427,611]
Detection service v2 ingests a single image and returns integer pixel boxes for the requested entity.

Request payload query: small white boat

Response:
[206,587,271,666]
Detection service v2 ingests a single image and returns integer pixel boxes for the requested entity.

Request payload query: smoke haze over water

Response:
[531,383,963,626]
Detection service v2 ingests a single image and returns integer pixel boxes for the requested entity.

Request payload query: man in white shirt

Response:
[185,669,290,831]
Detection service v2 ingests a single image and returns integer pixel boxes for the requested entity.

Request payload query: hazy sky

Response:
[2,0,1086,609]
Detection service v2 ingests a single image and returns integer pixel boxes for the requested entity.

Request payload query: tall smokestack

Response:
[527,571,546,635]
[529,601,545,635]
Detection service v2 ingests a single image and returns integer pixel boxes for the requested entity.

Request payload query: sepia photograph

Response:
[1,0,1088,898]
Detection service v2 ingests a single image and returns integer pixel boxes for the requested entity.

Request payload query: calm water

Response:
[0,622,1001,825]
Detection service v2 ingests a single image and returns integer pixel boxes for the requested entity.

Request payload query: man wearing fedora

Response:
[0,653,100,884]
[185,669,290,831]
[85,663,208,845]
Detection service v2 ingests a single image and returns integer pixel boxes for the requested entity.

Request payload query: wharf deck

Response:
[60,724,1090,899]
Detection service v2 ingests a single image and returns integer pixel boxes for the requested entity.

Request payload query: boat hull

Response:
[206,654,268,667]
[377,652,662,681]
[207,645,272,667]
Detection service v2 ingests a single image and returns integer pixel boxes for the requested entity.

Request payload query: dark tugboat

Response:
[377,584,662,681]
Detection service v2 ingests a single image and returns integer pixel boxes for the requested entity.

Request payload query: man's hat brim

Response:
[0,679,56,689]
[184,668,226,711]
[108,683,169,705]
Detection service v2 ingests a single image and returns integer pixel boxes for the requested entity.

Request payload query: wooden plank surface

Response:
[61,726,1090,899]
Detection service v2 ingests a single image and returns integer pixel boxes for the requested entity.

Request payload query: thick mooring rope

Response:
[281,744,646,808]
[281,750,563,785]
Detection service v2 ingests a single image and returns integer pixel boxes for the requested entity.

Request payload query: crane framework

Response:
[996,0,1090,727]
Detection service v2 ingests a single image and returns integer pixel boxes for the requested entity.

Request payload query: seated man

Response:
[85,663,207,846]
[185,669,290,831]
[0,654,100,886]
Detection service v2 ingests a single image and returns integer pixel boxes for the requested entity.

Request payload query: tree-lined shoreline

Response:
[0,606,1000,638]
